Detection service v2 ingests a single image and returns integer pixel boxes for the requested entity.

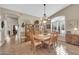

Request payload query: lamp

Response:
[74,27,78,31]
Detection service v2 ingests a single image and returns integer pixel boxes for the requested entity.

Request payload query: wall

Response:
[0,7,40,45]
[50,5,79,34]
[18,14,40,42]
[0,8,6,46]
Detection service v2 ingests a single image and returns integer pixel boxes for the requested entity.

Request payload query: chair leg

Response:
[31,44,36,54]
[55,40,58,47]
[53,42,56,48]
[31,44,33,51]
[33,46,36,54]
[48,45,51,53]
[54,42,56,46]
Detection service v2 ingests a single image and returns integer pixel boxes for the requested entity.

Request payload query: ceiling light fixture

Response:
[42,4,48,23]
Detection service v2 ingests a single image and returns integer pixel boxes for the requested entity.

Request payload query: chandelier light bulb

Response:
[43,20,47,23]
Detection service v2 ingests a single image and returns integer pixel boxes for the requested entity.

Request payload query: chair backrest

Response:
[35,31,39,35]
[26,31,30,38]
[53,32,59,42]
[50,32,59,43]
[29,30,35,46]
[54,32,58,38]
[50,33,54,42]
[25,25,35,42]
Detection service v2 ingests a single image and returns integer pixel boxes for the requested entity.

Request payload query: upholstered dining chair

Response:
[29,31,42,54]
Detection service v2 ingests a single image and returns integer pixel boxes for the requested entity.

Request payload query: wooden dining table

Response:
[34,33,51,41]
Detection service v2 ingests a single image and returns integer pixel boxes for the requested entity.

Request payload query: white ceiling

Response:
[0,4,70,17]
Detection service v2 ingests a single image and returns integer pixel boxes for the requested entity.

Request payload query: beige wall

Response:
[50,5,79,34]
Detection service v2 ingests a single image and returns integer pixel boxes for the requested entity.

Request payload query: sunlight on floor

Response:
[6,36,10,43]
[55,44,68,55]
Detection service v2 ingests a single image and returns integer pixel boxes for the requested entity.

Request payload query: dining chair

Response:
[20,32,26,43]
[25,31,31,41]
[25,25,34,41]
[43,32,59,52]
[29,31,42,54]
[53,32,59,46]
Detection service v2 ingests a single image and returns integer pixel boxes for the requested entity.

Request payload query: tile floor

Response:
[0,36,79,55]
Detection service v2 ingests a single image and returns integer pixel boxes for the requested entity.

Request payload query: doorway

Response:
[5,15,18,44]
[51,16,66,37]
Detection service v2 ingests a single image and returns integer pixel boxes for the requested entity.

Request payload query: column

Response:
[17,14,23,43]
[0,9,5,46]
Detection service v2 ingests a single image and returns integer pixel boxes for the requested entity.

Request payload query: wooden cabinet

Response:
[65,34,79,45]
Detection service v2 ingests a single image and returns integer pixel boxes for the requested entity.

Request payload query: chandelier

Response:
[42,4,48,23]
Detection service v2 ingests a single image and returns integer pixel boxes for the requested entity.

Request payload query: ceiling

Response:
[0,4,70,17]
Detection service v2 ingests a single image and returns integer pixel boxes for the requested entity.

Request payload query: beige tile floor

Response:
[0,36,79,55]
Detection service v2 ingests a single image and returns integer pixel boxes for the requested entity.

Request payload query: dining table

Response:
[34,33,51,41]
[34,33,51,48]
